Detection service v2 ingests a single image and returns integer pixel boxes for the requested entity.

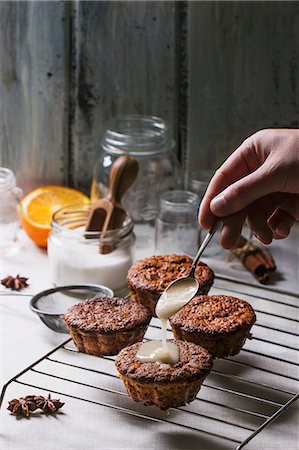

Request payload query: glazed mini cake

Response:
[127,254,214,316]
[115,339,213,410]
[64,296,151,356]
[170,295,256,358]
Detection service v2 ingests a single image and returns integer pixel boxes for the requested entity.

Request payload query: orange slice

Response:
[20,186,90,247]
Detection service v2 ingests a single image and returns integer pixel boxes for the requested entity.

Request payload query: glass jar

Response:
[155,190,200,257]
[0,168,22,256]
[91,115,182,258]
[47,204,135,295]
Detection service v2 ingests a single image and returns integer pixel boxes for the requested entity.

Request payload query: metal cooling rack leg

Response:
[236,393,299,449]
[0,338,71,408]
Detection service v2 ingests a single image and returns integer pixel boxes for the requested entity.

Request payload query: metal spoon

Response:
[155,219,223,319]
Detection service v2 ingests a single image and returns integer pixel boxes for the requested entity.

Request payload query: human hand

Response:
[198,128,299,248]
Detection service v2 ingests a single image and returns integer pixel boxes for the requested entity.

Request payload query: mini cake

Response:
[170,295,256,358]
[115,340,213,410]
[127,254,214,316]
[64,296,151,356]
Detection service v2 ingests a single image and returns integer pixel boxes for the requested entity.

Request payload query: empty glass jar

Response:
[155,190,200,257]
[91,115,182,258]
[0,168,22,256]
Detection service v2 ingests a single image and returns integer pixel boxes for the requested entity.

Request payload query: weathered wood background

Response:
[1,1,298,194]
[187,1,299,172]
[0,1,70,192]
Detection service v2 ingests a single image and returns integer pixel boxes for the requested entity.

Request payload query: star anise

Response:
[35,394,64,413]
[1,274,29,291]
[7,396,38,417]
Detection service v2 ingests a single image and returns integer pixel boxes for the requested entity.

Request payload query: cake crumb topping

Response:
[127,254,214,293]
[64,296,151,333]
[170,295,256,336]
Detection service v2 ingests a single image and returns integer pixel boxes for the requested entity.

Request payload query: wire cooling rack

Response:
[1,275,298,449]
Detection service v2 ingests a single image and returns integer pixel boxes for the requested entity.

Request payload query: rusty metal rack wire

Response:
[1,275,298,449]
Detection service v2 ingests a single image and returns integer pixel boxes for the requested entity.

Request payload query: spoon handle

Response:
[190,219,223,276]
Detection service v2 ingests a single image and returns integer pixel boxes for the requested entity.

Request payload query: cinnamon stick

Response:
[230,236,276,284]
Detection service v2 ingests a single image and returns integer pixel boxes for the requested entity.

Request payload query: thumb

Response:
[210,163,279,217]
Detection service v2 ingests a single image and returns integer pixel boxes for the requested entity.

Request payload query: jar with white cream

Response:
[47,204,135,295]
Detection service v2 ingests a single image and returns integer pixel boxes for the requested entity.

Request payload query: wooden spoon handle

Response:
[106,155,139,205]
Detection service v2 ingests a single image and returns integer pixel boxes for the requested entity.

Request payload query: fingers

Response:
[220,210,247,249]
[268,209,295,239]
[198,169,246,230]
[221,193,298,248]
[272,193,299,220]
[198,128,299,245]
[210,161,283,217]
[198,137,262,230]
[246,197,274,244]
[266,192,299,238]
[205,192,298,249]
[267,193,299,238]
[198,173,227,230]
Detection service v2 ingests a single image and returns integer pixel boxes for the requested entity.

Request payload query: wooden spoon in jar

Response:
[86,155,138,253]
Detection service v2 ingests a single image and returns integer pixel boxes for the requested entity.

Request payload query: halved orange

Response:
[20,186,90,247]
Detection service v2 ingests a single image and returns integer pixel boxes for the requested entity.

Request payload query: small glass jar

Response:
[91,115,182,257]
[155,190,200,257]
[47,204,135,295]
[0,168,22,256]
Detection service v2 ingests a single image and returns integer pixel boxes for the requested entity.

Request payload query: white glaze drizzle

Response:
[137,278,197,364]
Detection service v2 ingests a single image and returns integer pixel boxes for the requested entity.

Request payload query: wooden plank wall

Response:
[187,1,299,174]
[1,1,298,193]
[0,0,178,195]
[70,0,178,193]
[0,1,70,193]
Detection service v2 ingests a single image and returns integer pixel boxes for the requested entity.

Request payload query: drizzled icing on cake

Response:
[137,277,198,364]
